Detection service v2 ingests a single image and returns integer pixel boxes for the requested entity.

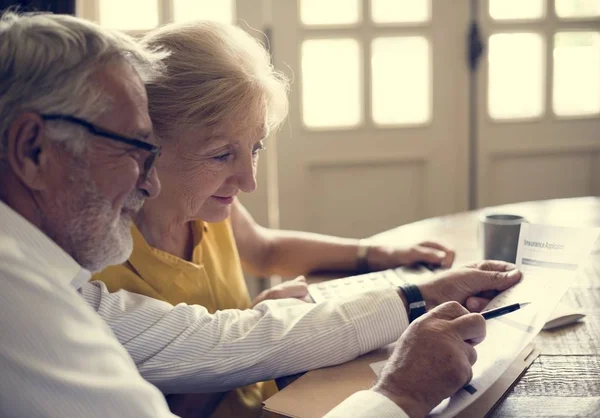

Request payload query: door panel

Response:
[272,0,470,237]
[477,0,600,207]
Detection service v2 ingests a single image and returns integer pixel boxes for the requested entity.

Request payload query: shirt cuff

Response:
[343,288,410,354]
[324,390,409,418]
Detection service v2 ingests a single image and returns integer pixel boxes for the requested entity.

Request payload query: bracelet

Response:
[356,239,370,273]
[398,283,427,323]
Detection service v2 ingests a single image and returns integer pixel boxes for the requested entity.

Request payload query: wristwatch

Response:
[399,283,427,323]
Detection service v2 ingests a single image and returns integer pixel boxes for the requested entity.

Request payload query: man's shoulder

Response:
[0,232,112,352]
[0,231,87,324]
[0,232,46,282]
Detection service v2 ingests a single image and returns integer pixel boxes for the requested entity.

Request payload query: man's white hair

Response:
[0,11,168,159]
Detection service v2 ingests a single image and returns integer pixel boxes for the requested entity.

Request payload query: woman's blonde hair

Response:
[140,20,289,140]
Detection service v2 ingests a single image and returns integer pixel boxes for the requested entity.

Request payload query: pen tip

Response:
[520,302,532,307]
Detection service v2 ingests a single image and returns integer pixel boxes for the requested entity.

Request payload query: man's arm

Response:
[83,260,521,394]
[81,280,409,394]
[0,264,177,418]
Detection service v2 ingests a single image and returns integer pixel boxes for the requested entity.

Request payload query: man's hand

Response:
[373,302,485,418]
[252,276,310,307]
[368,241,456,270]
[418,260,522,312]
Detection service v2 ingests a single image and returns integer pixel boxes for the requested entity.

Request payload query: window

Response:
[486,0,600,120]
[371,36,430,125]
[77,0,235,32]
[488,33,545,120]
[299,0,433,129]
[489,0,545,21]
[301,39,362,128]
[300,0,360,26]
[553,32,600,116]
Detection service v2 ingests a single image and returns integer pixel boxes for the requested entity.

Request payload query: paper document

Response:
[370,224,599,418]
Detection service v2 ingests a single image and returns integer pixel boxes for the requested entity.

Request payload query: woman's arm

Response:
[232,199,367,276]
[231,199,455,277]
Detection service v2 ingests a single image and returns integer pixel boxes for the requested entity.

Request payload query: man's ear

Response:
[4,113,53,191]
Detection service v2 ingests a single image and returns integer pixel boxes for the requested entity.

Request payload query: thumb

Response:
[471,268,522,294]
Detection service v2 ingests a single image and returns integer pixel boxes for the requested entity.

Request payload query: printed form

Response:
[369,223,599,417]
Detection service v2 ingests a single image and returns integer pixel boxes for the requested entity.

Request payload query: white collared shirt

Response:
[0,200,408,417]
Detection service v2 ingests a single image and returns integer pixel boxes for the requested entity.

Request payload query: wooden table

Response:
[367,197,600,417]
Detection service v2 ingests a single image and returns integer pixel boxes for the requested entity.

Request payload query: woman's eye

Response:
[252,145,266,156]
[213,153,232,162]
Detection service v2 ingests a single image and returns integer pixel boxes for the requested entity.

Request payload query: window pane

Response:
[555,0,600,18]
[371,37,430,125]
[302,39,361,128]
[174,0,235,24]
[371,0,430,23]
[553,32,600,116]
[99,0,158,30]
[488,33,545,119]
[489,0,545,20]
[300,0,360,25]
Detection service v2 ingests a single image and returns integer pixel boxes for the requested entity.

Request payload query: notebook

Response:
[263,343,540,418]
[308,264,434,303]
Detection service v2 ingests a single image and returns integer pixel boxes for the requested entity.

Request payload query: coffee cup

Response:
[480,213,527,263]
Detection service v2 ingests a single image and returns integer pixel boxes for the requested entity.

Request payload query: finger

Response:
[300,294,314,303]
[292,275,307,283]
[252,291,269,307]
[429,301,470,320]
[464,343,478,365]
[467,268,522,295]
[453,313,486,345]
[444,249,456,268]
[476,260,517,272]
[475,290,499,300]
[411,246,447,266]
[465,296,492,313]
[419,241,452,252]
[276,282,309,299]
[419,242,456,268]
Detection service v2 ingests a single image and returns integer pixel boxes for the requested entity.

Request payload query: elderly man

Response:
[0,11,522,418]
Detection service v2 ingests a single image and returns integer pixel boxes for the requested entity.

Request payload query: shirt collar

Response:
[0,200,91,289]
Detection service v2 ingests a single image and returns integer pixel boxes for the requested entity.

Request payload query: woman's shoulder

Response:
[91,262,158,297]
[92,262,138,286]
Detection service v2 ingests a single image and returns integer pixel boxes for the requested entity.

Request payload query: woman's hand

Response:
[368,241,456,271]
[252,276,310,307]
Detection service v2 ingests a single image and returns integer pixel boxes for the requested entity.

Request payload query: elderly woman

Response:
[93,21,455,417]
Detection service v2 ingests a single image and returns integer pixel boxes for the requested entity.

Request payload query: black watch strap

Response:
[399,283,427,323]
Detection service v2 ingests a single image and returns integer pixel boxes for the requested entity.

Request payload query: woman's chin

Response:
[196,206,232,223]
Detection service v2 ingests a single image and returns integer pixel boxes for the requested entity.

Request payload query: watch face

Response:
[401,283,426,322]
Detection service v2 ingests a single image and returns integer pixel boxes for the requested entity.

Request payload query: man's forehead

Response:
[91,62,153,140]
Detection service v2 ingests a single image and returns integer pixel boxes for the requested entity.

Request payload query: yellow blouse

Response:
[92,219,276,418]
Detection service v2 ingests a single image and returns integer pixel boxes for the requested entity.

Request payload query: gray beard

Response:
[40,163,143,272]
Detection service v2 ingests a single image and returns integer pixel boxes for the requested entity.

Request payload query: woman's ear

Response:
[4,113,54,191]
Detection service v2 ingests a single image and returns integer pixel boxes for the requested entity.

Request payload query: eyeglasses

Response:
[41,114,161,182]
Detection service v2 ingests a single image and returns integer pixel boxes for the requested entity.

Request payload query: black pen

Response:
[481,302,531,320]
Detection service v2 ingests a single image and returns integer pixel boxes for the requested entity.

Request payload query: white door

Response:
[271,0,472,238]
[476,0,600,207]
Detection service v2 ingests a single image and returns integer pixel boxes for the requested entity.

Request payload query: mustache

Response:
[122,191,146,213]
